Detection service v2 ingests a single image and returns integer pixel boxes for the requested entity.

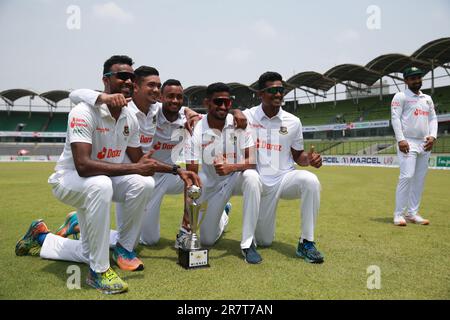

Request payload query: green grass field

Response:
[1,163,449,300]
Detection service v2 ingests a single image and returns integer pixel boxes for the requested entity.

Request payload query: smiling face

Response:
[103,63,135,98]
[206,91,232,121]
[134,74,161,105]
[259,80,284,109]
[161,85,184,114]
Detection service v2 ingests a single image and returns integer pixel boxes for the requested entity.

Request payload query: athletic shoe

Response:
[55,211,80,239]
[296,240,324,264]
[86,267,128,295]
[394,215,407,226]
[112,243,144,271]
[224,202,232,215]
[174,230,190,250]
[15,219,49,256]
[241,243,262,264]
[404,214,429,225]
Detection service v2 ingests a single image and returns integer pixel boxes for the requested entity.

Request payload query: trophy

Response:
[178,185,210,269]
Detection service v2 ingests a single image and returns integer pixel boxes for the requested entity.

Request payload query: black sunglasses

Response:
[263,86,285,95]
[103,71,136,81]
[212,98,232,107]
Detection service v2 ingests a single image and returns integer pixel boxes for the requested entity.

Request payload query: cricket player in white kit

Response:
[391,67,438,226]
[185,83,263,264]
[15,56,158,294]
[242,72,324,264]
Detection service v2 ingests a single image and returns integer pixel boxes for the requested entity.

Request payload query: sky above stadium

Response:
[1,0,449,93]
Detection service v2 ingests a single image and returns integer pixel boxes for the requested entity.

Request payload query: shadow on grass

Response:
[370,217,393,224]
[259,241,297,259]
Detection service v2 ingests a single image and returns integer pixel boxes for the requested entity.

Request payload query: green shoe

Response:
[15,219,49,256]
[86,267,129,295]
[56,211,80,239]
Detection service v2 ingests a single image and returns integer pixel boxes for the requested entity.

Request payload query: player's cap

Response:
[403,67,424,79]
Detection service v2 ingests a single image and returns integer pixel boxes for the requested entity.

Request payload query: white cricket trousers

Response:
[139,173,184,246]
[394,138,431,217]
[255,170,321,246]
[199,169,262,249]
[42,170,154,273]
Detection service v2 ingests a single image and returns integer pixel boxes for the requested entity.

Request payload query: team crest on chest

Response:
[279,126,288,135]
[123,125,129,136]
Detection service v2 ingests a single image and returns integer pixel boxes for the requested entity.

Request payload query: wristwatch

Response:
[172,164,181,175]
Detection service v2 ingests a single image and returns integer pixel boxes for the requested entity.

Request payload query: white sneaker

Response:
[394,215,407,226]
[404,214,429,225]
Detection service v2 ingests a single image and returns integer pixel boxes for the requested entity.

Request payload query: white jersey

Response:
[150,106,187,165]
[185,114,254,189]
[243,104,304,186]
[391,88,438,142]
[53,102,140,172]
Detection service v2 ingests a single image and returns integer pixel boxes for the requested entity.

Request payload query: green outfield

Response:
[0,163,449,300]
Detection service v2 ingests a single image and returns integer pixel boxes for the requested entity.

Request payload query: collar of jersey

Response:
[201,114,234,136]
[157,106,184,126]
[256,103,284,121]
[405,88,424,98]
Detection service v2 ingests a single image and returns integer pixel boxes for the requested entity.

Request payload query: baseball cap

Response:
[403,67,424,79]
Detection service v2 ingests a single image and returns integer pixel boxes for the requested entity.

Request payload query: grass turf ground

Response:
[0,163,449,300]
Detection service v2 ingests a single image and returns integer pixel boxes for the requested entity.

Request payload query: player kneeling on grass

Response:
[185,82,263,264]
[242,72,324,264]
[15,55,200,295]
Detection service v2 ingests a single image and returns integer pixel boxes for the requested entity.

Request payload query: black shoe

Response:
[241,243,262,264]
[296,239,324,264]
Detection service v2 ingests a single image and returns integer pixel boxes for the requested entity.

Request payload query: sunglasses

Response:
[212,98,232,107]
[263,86,285,95]
[103,71,136,81]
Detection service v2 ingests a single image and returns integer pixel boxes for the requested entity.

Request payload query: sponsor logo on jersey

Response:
[153,141,162,150]
[70,117,88,128]
[391,101,401,107]
[249,123,265,129]
[414,108,430,117]
[96,127,110,133]
[97,147,122,160]
[256,138,282,151]
[140,134,153,144]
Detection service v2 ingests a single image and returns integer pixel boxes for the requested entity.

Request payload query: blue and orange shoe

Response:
[86,267,128,295]
[56,211,80,239]
[112,243,144,271]
[15,219,49,256]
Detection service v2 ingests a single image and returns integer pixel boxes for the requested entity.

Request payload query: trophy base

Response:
[178,248,210,269]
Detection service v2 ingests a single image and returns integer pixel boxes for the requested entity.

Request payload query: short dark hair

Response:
[103,55,134,75]
[161,79,182,93]
[206,82,230,98]
[134,66,159,82]
[258,71,283,90]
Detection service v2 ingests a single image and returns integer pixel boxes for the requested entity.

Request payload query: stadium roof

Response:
[40,90,70,105]
[365,54,432,77]
[412,37,450,65]
[286,71,336,92]
[227,82,259,107]
[0,89,38,105]
[323,64,382,86]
